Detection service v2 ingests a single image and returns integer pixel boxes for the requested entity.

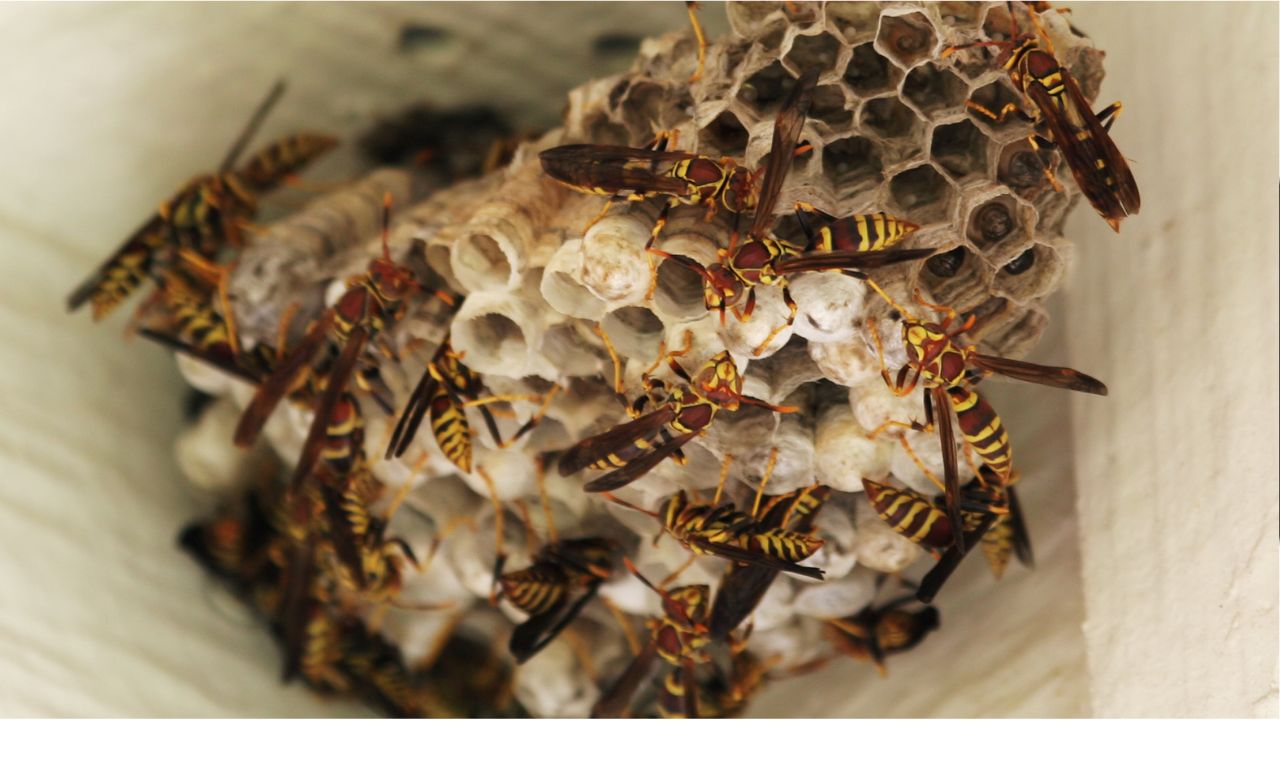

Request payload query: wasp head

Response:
[693,351,744,409]
[702,263,745,319]
[664,584,711,629]
[367,259,420,302]
[721,166,758,214]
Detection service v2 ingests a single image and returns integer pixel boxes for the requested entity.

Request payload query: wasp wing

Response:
[386,364,439,460]
[540,144,695,196]
[971,353,1107,395]
[289,323,369,495]
[932,387,966,554]
[557,405,675,477]
[1063,71,1140,219]
[591,641,658,718]
[775,247,935,276]
[581,429,695,493]
[689,537,825,580]
[234,309,333,447]
[138,327,263,384]
[750,68,819,236]
[1006,483,1035,567]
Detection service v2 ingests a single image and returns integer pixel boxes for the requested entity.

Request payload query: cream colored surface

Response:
[1061,2,1279,718]
[0,2,1273,718]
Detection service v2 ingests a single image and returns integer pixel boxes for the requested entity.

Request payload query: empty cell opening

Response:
[876,12,937,69]
[458,233,512,287]
[901,63,968,117]
[698,110,750,157]
[843,43,897,95]
[938,2,983,27]
[619,81,670,137]
[739,61,797,114]
[930,119,989,180]
[965,196,1020,248]
[770,212,809,246]
[600,306,664,360]
[888,164,953,221]
[654,257,709,318]
[785,32,843,74]
[826,2,883,42]
[464,314,525,367]
[808,84,852,129]
[860,96,919,140]
[822,136,883,191]
[582,113,631,146]
[981,4,1016,41]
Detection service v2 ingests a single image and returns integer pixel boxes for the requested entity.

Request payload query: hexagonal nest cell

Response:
[966,80,1027,133]
[901,62,968,118]
[875,12,937,69]
[843,42,900,96]
[808,83,854,130]
[931,118,990,181]
[784,31,844,74]
[888,163,955,221]
[698,108,750,157]
[822,135,883,193]
[139,1,1118,720]
[739,60,800,116]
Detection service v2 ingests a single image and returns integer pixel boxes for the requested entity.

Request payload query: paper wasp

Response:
[67,80,338,320]
[943,1,1139,231]
[592,559,712,718]
[385,333,558,473]
[538,72,823,297]
[232,194,420,494]
[557,345,795,492]
[708,483,831,640]
[824,588,940,676]
[649,69,933,354]
[495,536,620,663]
[602,451,826,580]
[862,465,1031,602]
[865,284,1105,553]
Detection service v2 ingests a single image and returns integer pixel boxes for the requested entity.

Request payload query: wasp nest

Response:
[172,2,1104,717]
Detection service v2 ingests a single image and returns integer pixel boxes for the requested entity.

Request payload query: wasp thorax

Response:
[367,259,419,301]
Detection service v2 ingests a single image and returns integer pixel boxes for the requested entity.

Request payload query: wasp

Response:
[650,69,934,354]
[557,344,796,492]
[592,559,713,718]
[385,333,559,473]
[232,194,420,494]
[603,451,826,580]
[865,285,1105,553]
[825,590,940,676]
[539,73,824,297]
[943,2,1139,231]
[67,80,338,320]
[862,466,1031,602]
[708,483,832,640]
[495,536,620,663]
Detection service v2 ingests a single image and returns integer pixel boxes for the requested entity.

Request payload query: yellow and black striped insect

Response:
[865,285,1105,553]
[233,195,421,495]
[495,536,620,663]
[603,452,826,580]
[943,1,1139,231]
[386,334,557,473]
[709,483,832,640]
[652,68,933,354]
[558,347,795,492]
[67,80,338,320]
[592,559,713,718]
[862,467,1031,603]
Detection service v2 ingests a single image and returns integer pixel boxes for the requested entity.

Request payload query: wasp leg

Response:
[752,285,796,356]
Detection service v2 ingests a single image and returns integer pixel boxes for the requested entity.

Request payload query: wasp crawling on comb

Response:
[943,1,1139,231]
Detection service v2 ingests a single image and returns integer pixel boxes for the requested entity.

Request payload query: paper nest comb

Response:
[173,1,1105,716]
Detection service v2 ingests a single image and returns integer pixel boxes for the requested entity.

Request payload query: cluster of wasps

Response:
[68,1,1136,717]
